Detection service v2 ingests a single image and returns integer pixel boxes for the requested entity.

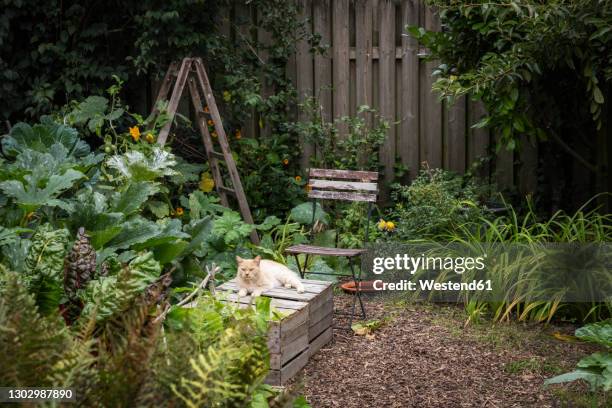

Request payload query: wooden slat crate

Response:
[217,278,333,385]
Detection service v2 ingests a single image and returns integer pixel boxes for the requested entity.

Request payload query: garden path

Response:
[296,295,599,407]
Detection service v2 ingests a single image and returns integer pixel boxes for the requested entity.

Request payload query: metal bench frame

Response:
[285,168,378,327]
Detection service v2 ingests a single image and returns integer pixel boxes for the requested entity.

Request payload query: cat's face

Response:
[236,255,261,281]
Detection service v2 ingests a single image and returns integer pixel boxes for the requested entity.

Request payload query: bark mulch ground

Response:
[292,294,605,408]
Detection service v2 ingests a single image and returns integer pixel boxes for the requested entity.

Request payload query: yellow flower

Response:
[129,126,140,141]
[145,133,155,143]
[295,176,302,182]
[282,158,289,165]
[203,106,210,113]
[235,129,242,139]
[305,184,312,193]
[377,219,387,231]
[385,221,396,231]
[449,75,458,81]
[199,172,215,192]
[207,119,214,126]
[211,131,218,138]
[223,90,231,102]
[175,207,184,216]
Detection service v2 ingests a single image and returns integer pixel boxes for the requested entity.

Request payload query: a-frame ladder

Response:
[150,57,259,244]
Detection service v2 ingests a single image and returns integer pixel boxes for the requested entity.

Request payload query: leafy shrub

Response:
[414,196,612,323]
[389,167,487,240]
[546,320,612,392]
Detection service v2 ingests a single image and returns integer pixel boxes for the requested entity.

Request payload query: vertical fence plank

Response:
[400,0,420,180]
[296,0,314,168]
[444,96,466,173]
[313,0,333,124]
[235,3,258,139]
[378,0,396,196]
[467,100,490,178]
[332,0,350,137]
[518,136,538,197]
[355,0,374,119]
[493,132,514,191]
[258,8,273,137]
[420,6,442,169]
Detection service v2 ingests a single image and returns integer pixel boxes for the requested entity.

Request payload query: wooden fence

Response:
[159,0,539,197]
[285,0,536,196]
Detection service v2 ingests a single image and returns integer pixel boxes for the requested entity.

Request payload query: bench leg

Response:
[348,256,366,328]
[293,254,309,279]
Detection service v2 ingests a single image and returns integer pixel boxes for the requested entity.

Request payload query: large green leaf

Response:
[106,147,179,181]
[24,224,70,281]
[0,169,84,212]
[110,182,160,215]
[575,320,612,348]
[2,116,90,158]
[212,212,254,245]
[290,202,329,225]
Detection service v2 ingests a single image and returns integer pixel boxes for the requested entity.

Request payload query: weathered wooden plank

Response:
[518,135,538,196]
[378,0,396,197]
[308,326,333,358]
[268,319,308,355]
[468,100,490,178]
[309,179,378,192]
[285,244,366,256]
[297,0,315,168]
[355,0,373,119]
[187,79,230,207]
[332,0,349,137]
[220,292,308,311]
[308,189,377,202]
[219,281,317,302]
[300,278,334,287]
[265,347,310,386]
[444,96,467,173]
[420,7,442,169]
[309,311,333,341]
[306,285,332,317]
[493,131,514,190]
[313,0,332,123]
[270,332,309,369]
[309,168,379,180]
[218,279,330,295]
[309,299,333,331]
[399,0,420,181]
[157,58,192,146]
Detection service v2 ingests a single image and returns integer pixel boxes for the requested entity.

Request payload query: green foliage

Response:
[417,196,612,324]
[295,98,389,171]
[389,167,486,240]
[576,319,612,348]
[409,0,612,149]
[546,320,612,391]
[290,202,329,226]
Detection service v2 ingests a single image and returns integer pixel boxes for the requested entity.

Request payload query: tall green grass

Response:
[419,195,612,324]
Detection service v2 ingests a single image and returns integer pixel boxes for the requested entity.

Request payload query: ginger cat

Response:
[236,256,304,297]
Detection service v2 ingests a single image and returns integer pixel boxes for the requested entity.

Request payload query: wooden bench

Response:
[216,278,333,385]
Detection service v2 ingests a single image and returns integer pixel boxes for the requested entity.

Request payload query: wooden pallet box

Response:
[217,278,333,385]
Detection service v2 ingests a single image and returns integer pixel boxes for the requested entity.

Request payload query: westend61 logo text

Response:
[370,254,492,292]
[372,254,487,275]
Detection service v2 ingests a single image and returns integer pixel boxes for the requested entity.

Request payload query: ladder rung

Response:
[210,151,225,160]
[219,186,236,195]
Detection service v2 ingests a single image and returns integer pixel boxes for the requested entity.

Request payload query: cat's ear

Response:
[254,255,261,264]
[236,256,243,264]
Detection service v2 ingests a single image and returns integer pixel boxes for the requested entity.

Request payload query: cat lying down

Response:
[236,255,305,297]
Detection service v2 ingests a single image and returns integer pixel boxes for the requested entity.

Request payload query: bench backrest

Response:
[307,168,379,203]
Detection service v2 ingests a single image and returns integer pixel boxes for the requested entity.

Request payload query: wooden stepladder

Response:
[150,57,259,244]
